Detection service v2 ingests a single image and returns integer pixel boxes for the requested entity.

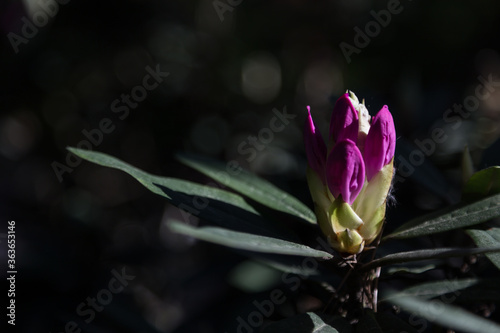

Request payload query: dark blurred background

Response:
[2,0,500,332]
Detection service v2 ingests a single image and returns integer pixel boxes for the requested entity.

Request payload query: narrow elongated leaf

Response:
[386,264,436,275]
[68,148,259,215]
[255,258,320,277]
[361,247,500,272]
[68,148,304,240]
[463,166,500,202]
[382,278,479,302]
[262,313,349,333]
[387,278,500,304]
[169,221,332,258]
[390,295,500,333]
[467,228,500,270]
[383,193,500,240]
[68,148,302,239]
[177,153,317,224]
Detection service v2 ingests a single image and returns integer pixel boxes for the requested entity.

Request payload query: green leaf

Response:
[384,279,500,304]
[389,295,500,333]
[254,258,321,277]
[386,264,436,275]
[383,193,500,240]
[262,312,350,333]
[382,278,479,302]
[463,166,500,202]
[177,153,317,224]
[168,221,333,259]
[360,247,500,272]
[68,148,296,238]
[467,228,500,270]
[68,148,259,215]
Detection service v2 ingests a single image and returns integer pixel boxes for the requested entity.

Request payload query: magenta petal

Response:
[304,106,327,181]
[326,139,365,205]
[329,93,359,144]
[364,106,396,181]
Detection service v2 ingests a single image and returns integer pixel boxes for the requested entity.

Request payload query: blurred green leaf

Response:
[463,166,500,202]
[389,295,500,333]
[382,278,478,301]
[383,193,500,240]
[467,228,500,270]
[177,153,317,224]
[169,221,333,258]
[228,260,282,293]
[262,312,350,333]
[361,247,500,272]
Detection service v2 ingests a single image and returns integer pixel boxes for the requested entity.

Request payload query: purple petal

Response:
[326,139,365,205]
[329,93,359,144]
[364,106,396,181]
[304,106,327,181]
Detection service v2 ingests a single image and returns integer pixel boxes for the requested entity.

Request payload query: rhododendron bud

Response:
[326,139,365,205]
[304,92,396,255]
[329,93,359,145]
[364,106,396,181]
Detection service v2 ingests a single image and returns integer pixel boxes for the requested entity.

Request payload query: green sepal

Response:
[354,160,393,224]
[306,166,330,211]
[333,228,365,254]
[330,198,363,232]
[358,203,386,245]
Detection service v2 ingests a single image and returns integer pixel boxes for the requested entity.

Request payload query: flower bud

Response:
[326,139,365,205]
[329,93,359,145]
[305,91,396,255]
[364,106,396,181]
